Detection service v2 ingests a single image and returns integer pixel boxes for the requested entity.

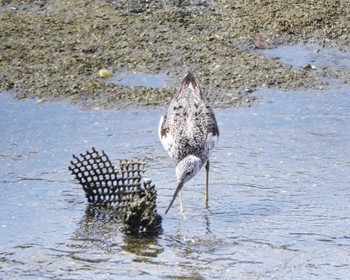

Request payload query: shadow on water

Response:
[71,206,164,260]
[1,48,350,277]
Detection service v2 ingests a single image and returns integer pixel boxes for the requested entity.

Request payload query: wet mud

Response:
[1,0,349,108]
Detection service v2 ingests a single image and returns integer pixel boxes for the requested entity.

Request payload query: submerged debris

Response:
[69,147,162,236]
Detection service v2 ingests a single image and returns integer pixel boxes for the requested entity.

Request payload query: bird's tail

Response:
[177,72,205,101]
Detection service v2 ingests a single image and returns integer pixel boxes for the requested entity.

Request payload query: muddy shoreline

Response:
[1,0,349,109]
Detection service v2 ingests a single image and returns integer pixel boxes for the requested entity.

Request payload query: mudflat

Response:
[1,0,349,108]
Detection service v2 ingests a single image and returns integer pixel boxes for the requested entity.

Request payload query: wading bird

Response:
[158,72,219,214]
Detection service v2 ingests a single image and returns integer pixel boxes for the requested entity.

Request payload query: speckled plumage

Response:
[159,72,219,213]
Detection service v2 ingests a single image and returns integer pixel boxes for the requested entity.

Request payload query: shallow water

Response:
[1,84,350,279]
[262,43,350,70]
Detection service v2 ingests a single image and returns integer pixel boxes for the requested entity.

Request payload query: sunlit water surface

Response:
[1,84,350,279]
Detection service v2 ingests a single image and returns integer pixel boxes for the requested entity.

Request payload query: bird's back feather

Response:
[159,73,219,164]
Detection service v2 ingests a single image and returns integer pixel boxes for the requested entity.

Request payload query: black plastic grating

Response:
[69,148,157,211]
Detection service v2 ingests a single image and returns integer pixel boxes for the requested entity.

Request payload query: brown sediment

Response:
[0,0,349,109]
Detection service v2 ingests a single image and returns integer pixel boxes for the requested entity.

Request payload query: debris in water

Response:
[69,147,162,236]
[303,63,317,70]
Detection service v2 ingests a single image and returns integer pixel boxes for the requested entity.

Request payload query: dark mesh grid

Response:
[69,148,157,211]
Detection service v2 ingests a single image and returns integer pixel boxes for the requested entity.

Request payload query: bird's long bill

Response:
[165,181,184,214]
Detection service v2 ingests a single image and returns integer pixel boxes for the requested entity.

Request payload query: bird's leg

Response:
[179,190,184,213]
[205,160,210,206]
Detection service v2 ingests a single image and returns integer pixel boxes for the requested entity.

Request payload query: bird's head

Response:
[176,155,202,184]
[165,155,203,214]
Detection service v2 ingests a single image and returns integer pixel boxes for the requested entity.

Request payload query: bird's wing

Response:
[202,105,219,155]
[206,106,219,137]
[158,115,165,141]
[158,114,174,156]
[205,132,219,155]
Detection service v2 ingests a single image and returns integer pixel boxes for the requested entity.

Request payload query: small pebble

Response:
[98,69,112,78]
